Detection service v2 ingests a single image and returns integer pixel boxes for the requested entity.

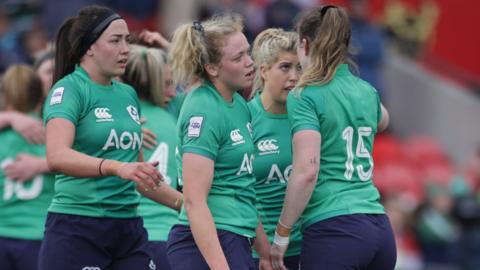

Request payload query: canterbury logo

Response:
[258,139,280,155]
[230,129,244,143]
[94,108,113,122]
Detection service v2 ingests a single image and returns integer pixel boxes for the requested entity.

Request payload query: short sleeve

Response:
[179,107,222,161]
[43,81,83,126]
[374,90,382,124]
[287,89,322,135]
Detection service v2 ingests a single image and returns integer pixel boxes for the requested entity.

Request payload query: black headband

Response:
[79,12,122,57]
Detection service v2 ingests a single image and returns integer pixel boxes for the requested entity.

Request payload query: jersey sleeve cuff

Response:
[182,146,216,161]
[44,112,78,126]
[291,124,320,135]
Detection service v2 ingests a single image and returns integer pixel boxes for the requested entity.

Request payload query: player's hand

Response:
[139,30,170,49]
[270,243,288,270]
[11,112,44,144]
[142,127,157,150]
[4,154,45,182]
[259,256,274,270]
[115,161,163,190]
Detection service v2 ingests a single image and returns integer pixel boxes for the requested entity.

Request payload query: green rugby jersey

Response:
[248,94,301,257]
[43,65,143,218]
[166,91,186,120]
[176,81,258,237]
[0,127,54,240]
[137,100,179,241]
[287,64,384,229]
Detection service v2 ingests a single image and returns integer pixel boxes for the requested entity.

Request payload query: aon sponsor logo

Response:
[102,129,142,150]
[265,164,292,184]
[236,153,254,175]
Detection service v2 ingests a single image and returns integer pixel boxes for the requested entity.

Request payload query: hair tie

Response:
[320,5,336,17]
[192,20,204,34]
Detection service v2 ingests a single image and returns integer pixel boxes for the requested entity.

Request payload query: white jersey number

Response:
[2,158,43,200]
[148,143,171,185]
[341,126,373,181]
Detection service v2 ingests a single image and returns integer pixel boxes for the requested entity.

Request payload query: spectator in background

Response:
[416,183,460,268]
[347,0,385,97]
[265,0,301,30]
[452,146,480,270]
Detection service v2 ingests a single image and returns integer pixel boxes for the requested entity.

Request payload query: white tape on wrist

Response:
[273,231,290,246]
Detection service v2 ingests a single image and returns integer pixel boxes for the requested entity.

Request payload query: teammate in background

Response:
[39,5,179,270]
[248,28,302,270]
[166,14,257,270]
[121,44,181,269]
[34,50,55,97]
[134,29,189,122]
[0,49,54,146]
[0,64,54,270]
[270,6,395,270]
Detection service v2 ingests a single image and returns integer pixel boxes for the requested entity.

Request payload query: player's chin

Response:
[112,67,126,77]
[240,79,253,90]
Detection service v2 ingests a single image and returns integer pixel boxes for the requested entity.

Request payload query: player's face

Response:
[163,65,175,106]
[90,19,130,79]
[262,51,300,104]
[36,58,54,96]
[297,38,310,70]
[216,32,255,91]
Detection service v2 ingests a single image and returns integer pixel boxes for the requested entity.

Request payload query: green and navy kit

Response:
[176,81,258,238]
[0,125,55,240]
[167,91,186,120]
[248,94,301,257]
[137,100,179,241]
[287,64,384,229]
[43,65,143,218]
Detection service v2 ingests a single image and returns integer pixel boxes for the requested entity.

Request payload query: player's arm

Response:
[271,130,320,270]
[46,118,161,189]
[254,218,274,270]
[4,154,50,182]
[136,149,183,211]
[138,182,183,212]
[378,103,389,132]
[0,111,44,144]
[183,152,229,270]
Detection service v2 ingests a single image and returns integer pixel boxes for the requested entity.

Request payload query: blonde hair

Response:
[251,28,298,99]
[121,44,167,107]
[169,13,244,86]
[295,6,351,89]
[1,64,43,113]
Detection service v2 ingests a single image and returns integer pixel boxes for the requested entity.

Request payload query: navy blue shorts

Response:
[147,241,171,270]
[0,236,42,270]
[38,212,155,270]
[253,255,300,270]
[300,214,396,270]
[166,224,255,270]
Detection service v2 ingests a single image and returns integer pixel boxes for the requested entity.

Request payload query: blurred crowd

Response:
[1,0,479,269]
